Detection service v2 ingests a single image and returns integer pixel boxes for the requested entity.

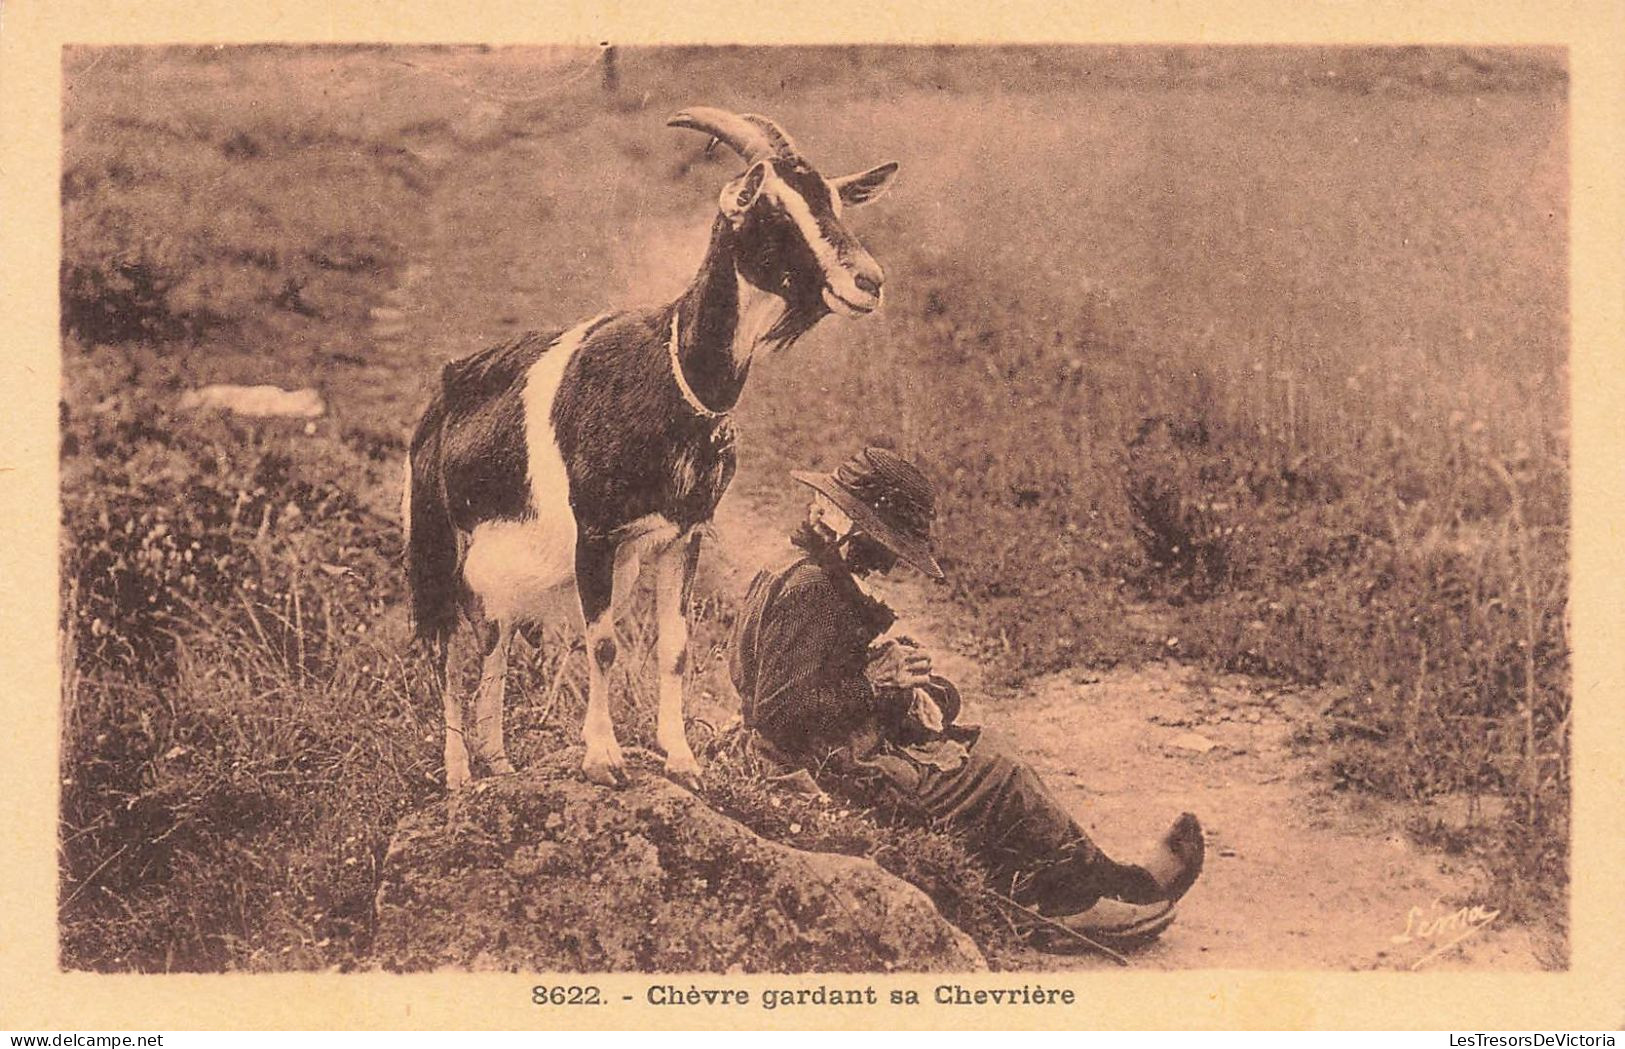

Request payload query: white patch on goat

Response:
[772,179,845,281]
[461,315,608,625]
[461,519,581,626]
[733,270,788,365]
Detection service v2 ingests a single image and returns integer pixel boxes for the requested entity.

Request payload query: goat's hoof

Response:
[667,769,703,793]
[484,756,517,776]
[664,758,703,793]
[583,764,629,788]
[445,764,473,792]
[582,752,629,788]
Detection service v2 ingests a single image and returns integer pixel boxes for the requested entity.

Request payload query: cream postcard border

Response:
[2,0,1620,1031]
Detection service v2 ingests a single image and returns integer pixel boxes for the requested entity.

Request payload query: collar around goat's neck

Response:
[668,309,728,419]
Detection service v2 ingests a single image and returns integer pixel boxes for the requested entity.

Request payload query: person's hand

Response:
[865,637,933,690]
[908,687,946,734]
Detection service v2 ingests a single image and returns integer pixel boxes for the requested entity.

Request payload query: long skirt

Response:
[831,728,1165,912]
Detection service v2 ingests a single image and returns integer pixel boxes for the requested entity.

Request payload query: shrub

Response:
[61,402,397,678]
[59,401,426,970]
[1123,415,1247,595]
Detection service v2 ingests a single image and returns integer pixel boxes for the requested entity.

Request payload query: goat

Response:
[403,107,899,790]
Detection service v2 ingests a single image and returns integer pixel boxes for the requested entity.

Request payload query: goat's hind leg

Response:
[470,616,517,775]
[430,631,473,791]
[653,530,703,790]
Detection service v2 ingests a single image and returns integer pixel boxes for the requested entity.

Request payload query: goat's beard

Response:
[762,287,829,350]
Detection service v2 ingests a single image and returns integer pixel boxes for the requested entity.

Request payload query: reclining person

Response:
[729,446,1205,950]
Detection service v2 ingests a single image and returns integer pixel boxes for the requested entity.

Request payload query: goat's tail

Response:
[404,405,462,645]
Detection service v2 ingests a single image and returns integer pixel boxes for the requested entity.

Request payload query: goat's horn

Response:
[740,113,800,159]
[667,107,797,165]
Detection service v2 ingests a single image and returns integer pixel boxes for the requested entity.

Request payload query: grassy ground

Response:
[59,45,1568,970]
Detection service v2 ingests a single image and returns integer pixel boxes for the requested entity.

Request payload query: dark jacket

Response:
[730,541,961,759]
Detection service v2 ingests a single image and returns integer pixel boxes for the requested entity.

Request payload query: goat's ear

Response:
[832,162,898,207]
[719,161,769,222]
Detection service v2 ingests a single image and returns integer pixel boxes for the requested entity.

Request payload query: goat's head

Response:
[669,107,898,322]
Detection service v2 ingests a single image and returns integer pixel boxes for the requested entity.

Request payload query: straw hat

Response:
[791,447,943,579]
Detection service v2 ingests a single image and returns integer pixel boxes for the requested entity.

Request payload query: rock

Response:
[178,384,325,418]
[1166,731,1219,754]
[372,747,987,973]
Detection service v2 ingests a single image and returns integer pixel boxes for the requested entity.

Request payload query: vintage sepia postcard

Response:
[3,0,1622,1033]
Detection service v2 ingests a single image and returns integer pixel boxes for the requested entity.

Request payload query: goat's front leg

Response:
[576,534,628,787]
[654,530,703,791]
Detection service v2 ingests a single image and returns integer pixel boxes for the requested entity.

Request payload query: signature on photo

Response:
[1392,901,1501,970]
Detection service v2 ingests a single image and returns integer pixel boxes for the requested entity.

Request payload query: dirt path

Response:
[706,497,1551,971]
[785,505,1553,972]
[379,122,1551,973]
